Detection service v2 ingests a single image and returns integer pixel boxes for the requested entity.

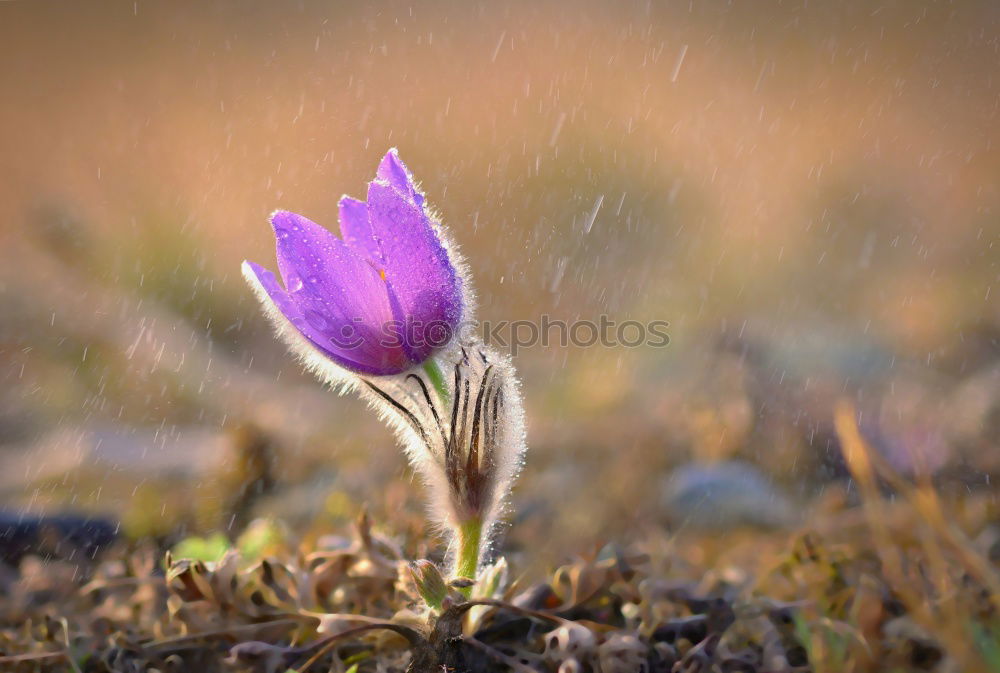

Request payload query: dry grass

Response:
[0,422,996,673]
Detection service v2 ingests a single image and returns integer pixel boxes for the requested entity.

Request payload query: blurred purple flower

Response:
[243,149,463,376]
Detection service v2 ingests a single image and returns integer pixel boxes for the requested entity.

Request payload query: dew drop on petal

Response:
[303,308,330,331]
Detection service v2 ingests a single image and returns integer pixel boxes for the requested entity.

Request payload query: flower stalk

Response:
[455,516,483,590]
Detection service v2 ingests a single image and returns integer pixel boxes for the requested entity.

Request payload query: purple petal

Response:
[366,180,462,361]
[270,210,338,293]
[266,211,417,375]
[377,149,424,206]
[244,261,305,326]
[246,260,408,375]
[338,196,383,265]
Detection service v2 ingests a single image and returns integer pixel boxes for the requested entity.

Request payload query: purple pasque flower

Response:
[242,149,463,376]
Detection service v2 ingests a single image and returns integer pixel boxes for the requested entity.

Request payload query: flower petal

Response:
[366,180,462,361]
[270,210,338,293]
[338,196,383,265]
[377,149,424,206]
[267,210,417,375]
[243,260,305,327]
[244,260,408,375]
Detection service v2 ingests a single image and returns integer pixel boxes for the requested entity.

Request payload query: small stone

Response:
[660,460,795,530]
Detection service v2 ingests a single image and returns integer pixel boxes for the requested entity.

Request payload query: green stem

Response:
[455,517,482,595]
[422,358,450,408]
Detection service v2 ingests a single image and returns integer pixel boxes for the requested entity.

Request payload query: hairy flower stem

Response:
[455,517,483,594]
[422,358,450,408]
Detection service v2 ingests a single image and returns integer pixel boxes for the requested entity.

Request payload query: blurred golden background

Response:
[0,1,997,568]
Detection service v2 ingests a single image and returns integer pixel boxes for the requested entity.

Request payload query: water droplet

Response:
[303,309,330,331]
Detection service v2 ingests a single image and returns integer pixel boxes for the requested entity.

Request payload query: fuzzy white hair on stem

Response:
[243,257,526,574]
[355,343,527,572]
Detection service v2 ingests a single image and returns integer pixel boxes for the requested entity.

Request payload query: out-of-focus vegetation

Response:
[1,428,998,671]
[0,1,997,671]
